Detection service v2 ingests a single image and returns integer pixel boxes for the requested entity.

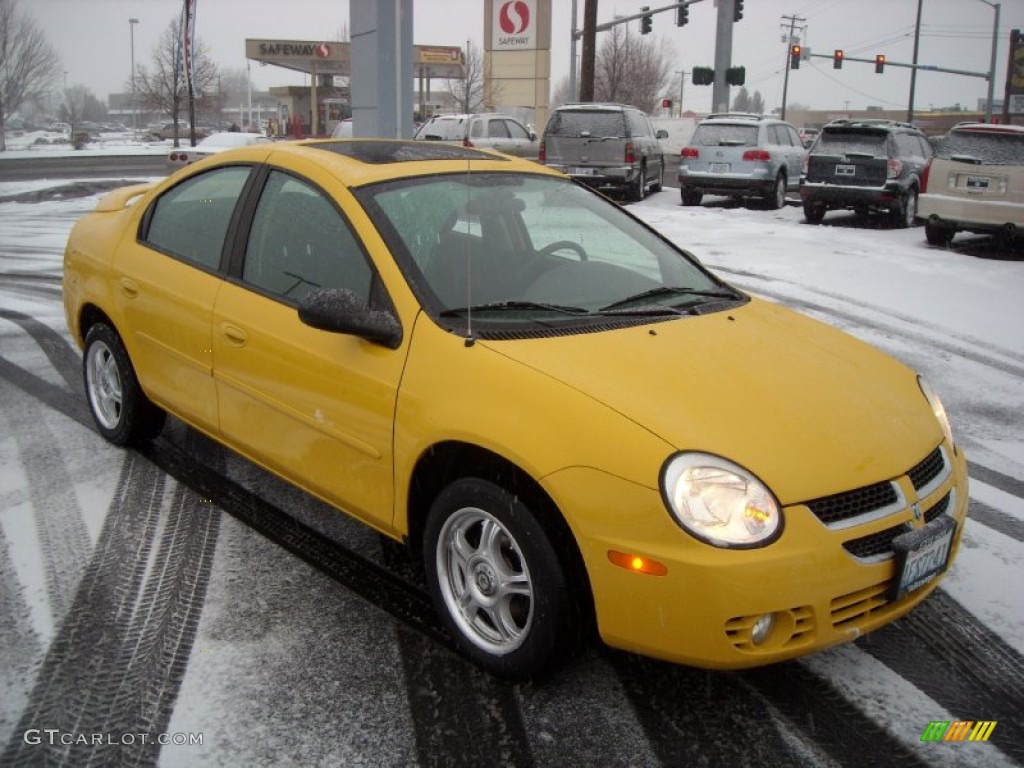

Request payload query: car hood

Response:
[482,298,940,505]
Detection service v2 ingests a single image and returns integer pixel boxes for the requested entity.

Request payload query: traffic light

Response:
[726,66,746,86]
[833,49,844,69]
[734,0,744,22]
[875,54,886,73]
[676,4,689,26]
[641,6,652,35]
[692,67,714,86]
[790,45,801,70]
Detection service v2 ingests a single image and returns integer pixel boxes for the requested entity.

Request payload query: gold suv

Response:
[64,139,968,677]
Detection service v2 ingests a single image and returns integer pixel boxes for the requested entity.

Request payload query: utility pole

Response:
[907,0,923,122]
[779,13,806,121]
[579,0,598,102]
[711,0,735,112]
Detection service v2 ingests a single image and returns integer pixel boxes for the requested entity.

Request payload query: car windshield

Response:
[546,111,625,138]
[816,129,888,156]
[935,129,1024,165]
[355,173,739,329]
[691,124,759,147]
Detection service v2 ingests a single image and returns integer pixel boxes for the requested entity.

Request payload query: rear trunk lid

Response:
[544,110,629,170]
[806,128,890,187]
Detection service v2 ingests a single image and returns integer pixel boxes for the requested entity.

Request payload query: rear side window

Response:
[144,166,251,270]
[816,129,888,156]
[417,118,465,141]
[547,110,626,138]
[691,124,759,147]
[626,111,649,138]
[935,130,1024,165]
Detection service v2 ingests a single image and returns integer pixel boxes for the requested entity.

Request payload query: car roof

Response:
[554,102,637,112]
[949,122,1024,135]
[202,139,562,188]
[823,118,921,133]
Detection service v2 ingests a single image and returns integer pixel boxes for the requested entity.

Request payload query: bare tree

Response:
[593,24,674,114]
[131,17,217,146]
[447,39,485,114]
[0,0,60,151]
[731,87,751,112]
[550,75,574,112]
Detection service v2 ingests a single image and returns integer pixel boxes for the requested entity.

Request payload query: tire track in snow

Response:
[0,309,82,393]
[856,589,1024,764]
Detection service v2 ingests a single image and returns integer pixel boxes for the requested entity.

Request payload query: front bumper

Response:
[546,441,968,669]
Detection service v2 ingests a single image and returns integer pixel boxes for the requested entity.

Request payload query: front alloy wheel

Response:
[424,478,574,677]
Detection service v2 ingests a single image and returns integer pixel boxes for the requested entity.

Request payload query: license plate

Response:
[965,175,990,190]
[569,167,597,176]
[710,163,730,173]
[835,164,857,176]
[890,516,956,600]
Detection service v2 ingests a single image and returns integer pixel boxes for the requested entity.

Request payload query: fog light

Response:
[751,613,775,645]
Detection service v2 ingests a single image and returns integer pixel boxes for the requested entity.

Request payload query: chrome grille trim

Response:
[910,445,950,500]
[809,481,906,531]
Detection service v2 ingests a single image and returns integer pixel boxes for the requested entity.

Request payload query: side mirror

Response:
[656,129,669,140]
[298,288,402,349]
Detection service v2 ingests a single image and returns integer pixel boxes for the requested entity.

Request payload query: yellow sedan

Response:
[63,139,968,677]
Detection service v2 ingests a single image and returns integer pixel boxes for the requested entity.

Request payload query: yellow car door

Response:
[113,165,253,433]
[211,169,405,531]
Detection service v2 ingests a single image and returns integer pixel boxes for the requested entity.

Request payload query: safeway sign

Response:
[492,0,537,51]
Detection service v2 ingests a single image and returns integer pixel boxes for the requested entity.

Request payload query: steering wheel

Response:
[519,240,588,288]
[538,240,588,261]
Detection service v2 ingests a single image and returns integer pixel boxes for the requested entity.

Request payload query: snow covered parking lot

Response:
[1,171,1023,766]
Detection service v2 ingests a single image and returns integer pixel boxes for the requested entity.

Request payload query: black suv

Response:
[800,119,933,227]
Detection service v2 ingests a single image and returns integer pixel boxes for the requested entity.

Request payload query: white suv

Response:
[678,113,805,209]
[414,113,538,160]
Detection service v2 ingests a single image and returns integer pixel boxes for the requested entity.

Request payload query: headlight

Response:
[918,376,954,449]
[660,452,782,548]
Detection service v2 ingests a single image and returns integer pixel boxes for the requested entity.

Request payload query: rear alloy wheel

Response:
[423,478,574,678]
[630,165,646,202]
[803,200,826,224]
[681,189,703,207]
[892,187,918,228]
[766,173,787,210]
[83,323,166,445]
[925,221,954,247]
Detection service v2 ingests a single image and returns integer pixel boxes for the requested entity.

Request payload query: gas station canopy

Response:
[245,39,465,78]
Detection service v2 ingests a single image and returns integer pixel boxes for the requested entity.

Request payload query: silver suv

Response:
[541,103,668,202]
[413,113,538,160]
[677,113,805,209]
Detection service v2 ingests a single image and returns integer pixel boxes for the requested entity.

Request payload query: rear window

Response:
[546,110,626,138]
[816,129,888,156]
[935,129,1024,165]
[690,124,759,147]
[416,118,466,141]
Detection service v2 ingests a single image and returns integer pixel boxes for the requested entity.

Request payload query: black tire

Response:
[423,477,575,678]
[925,221,954,247]
[630,164,646,202]
[766,173,787,210]
[83,323,165,445]
[681,189,703,207]
[803,200,826,224]
[651,160,664,193]
[892,187,918,229]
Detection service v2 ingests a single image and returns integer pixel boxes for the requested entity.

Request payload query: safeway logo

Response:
[499,1,530,34]
[315,43,331,58]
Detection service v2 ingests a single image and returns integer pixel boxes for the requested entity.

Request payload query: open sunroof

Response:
[309,140,507,164]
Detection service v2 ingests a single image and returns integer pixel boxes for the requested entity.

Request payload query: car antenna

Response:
[463,155,475,347]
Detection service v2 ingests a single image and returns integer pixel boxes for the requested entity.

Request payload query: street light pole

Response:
[129,18,139,135]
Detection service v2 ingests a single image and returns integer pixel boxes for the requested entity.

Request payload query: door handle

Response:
[220,323,248,347]
[119,277,139,299]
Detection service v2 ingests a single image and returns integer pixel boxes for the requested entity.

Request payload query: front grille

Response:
[843,523,910,560]
[924,492,951,523]
[831,582,891,628]
[807,481,899,526]
[909,447,945,491]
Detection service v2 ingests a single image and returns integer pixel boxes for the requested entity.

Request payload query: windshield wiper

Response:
[440,300,591,317]
[598,286,739,313]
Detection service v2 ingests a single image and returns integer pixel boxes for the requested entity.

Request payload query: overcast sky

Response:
[29,0,1024,117]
